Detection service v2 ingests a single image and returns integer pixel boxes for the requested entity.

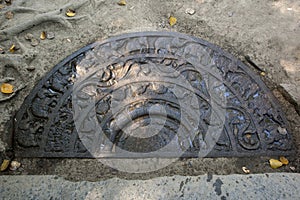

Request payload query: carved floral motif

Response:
[14,32,293,157]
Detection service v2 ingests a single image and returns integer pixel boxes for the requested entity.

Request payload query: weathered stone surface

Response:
[0,0,299,160]
[280,84,300,104]
[280,58,300,113]
[0,173,299,199]
[12,32,294,158]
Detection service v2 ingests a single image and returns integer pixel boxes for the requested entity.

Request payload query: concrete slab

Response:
[0,173,299,199]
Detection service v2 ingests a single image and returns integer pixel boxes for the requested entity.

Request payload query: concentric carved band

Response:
[13,32,293,157]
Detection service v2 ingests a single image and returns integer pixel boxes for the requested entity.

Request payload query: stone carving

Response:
[13,32,293,157]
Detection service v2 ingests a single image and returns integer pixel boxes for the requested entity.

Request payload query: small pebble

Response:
[228,12,234,17]
[9,161,21,171]
[30,38,39,47]
[290,166,296,171]
[277,127,287,135]
[159,21,166,28]
[242,166,250,174]
[185,8,195,15]
[47,32,55,40]
[26,66,35,71]
[24,33,34,41]
[5,11,13,19]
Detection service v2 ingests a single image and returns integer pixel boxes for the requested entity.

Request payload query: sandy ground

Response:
[0,0,299,180]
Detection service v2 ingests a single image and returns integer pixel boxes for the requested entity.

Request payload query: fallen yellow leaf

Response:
[269,159,283,169]
[0,159,10,171]
[169,16,177,26]
[1,83,14,94]
[66,9,76,17]
[40,31,46,40]
[279,156,289,165]
[9,44,15,53]
[260,72,266,76]
[118,0,126,6]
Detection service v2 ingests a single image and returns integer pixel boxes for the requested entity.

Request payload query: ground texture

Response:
[0,0,299,196]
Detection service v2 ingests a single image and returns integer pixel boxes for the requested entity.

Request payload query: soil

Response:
[0,0,299,181]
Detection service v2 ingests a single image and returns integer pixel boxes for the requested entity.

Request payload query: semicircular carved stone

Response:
[13,32,294,158]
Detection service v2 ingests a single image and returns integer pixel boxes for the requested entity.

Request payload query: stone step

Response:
[1,173,299,199]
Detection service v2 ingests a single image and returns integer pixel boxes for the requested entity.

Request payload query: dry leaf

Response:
[118,0,126,6]
[279,156,289,165]
[242,166,250,174]
[260,72,266,76]
[1,83,14,94]
[5,11,13,19]
[269,159,283,169]
[66,9,76,17]
[40,31,46,40]
[9,44,16,53]
[8,45,19,52]
[169,16,177,26]
[0,159,10,171]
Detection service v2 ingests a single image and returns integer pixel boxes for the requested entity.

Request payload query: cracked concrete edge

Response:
[279,84,300,115]
[0,173,299,199]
